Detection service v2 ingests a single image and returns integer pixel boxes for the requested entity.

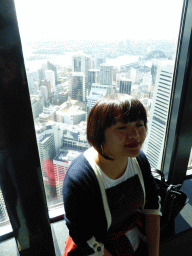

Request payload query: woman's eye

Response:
[118,127,127,130]
[136,123,144,127]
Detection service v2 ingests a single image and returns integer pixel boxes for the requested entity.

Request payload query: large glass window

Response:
[11,0,184,218]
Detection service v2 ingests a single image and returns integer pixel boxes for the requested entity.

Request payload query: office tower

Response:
[143,61,174,169]
[45,70,56,92]
[87,83,108,112]
[68,72,85,102]
[41,80,51,98]
[40,86,49,107]
[113,68,118,82]
[72,54,92,98]
[53,150,81,201]
[37,132,57,198]
[139,73,152,99]
[26,71,35,94]
[38,133,56,163]
[73,55,81,72]
[53,84,65,105]
[88,69,100,94]
[53,152,70,201]
[47,61,58,85]
[58,92,68,105]
[119,79,132,95]
[38,68,44,87]
[100,64,113,85]
[31,95,43,119]
[95,54,106,69]
[151,60,159,86]
[72,54,92,74]
[129,68,137,84]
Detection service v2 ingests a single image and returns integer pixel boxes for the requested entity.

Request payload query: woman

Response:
[62,94,161,256]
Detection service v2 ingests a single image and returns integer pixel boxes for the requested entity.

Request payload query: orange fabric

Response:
[64,235,77,256]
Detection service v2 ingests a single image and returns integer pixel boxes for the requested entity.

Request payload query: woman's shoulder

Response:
[64,150,97,185]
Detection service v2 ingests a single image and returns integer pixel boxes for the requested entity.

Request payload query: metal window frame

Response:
[0,0,56,254]
[161,0,192,184]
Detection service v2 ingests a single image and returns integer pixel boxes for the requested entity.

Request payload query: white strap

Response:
[84,149,112,230]
[132,158,146,208]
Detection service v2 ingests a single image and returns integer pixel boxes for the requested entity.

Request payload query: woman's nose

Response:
[126,127,139,138]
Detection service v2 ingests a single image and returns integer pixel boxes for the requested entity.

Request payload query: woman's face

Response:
[103,119,147,160]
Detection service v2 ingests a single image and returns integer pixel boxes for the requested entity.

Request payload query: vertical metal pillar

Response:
[0,0,56,255]
[162,0,192,184]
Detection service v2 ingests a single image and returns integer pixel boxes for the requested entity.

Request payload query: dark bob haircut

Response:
[87,93,147,160]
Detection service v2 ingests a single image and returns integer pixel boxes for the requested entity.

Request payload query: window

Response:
[1,0,192,254]
[11,0,184,218]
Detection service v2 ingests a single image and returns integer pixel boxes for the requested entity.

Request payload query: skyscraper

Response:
[72,54,92,98]
[68,72,86,102]
[40,86,49,107]
[37,131,57,198]
[26,71,35,94]
[88,69,100,94]
[87,83,108,112]
[47,61,58,85]
[100,63,113,85]
[53,150,81,201]
[119,79,132,95]
[38,133,56,163]
[143,61,174,169]
[45,70,56,92]
[95,54,106,69]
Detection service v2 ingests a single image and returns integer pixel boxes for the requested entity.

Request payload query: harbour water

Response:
[23,51,139,72]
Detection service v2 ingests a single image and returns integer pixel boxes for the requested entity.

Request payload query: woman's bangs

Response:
[113,101,146,124]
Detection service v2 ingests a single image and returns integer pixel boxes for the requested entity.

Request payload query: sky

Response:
[14,0,184,44]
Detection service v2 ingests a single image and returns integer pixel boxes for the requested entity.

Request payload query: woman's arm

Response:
[104,247,112,256]
[145,214,160,256]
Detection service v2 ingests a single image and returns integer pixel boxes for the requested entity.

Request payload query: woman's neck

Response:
[92,148,128,180]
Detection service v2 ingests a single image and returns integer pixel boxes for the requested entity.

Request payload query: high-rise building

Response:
[31,94,43,119]
[88,69,100,94]
[35,122,64,156]
[47,61,58,85]
[72,54,92,96]
[38,133,56,163]
[38,68,44,87]
[40,86,49,107]
[119,79,132,95]
[45,70,56,92]
[87,83,108,112]
[73,55,81,72]
[37,132,57,199]
[100,64,113,85]
[95,54,106,69]
[68,72,86,102]
[41,80,51,98]
[143,61,174,169]
[53,150,81,201]
[58,92,68,105]
[26,72,35,94]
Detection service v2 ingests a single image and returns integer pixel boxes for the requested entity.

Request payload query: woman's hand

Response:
[104,247,112,256]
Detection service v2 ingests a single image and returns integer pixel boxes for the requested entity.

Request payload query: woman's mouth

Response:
[125,142,140,148]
